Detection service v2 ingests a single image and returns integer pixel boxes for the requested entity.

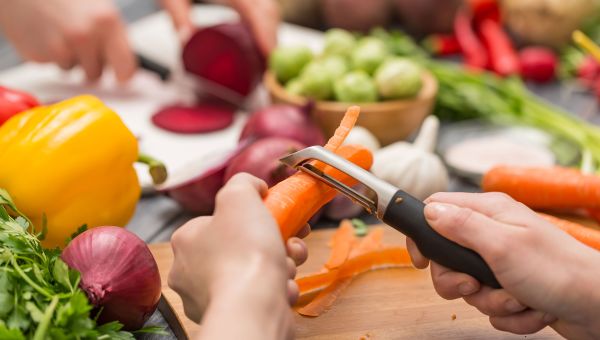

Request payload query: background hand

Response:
[406,192,600,339]
[0,0,136,83]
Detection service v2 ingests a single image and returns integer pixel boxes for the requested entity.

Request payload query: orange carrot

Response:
[482,166,600,209]
[296,247,412,295]
[323,106,360,152]
[298,228,391,317]
[265,144,373,240]
[324,220,356,270]
[538,213,600,251]
[297,278,353,317]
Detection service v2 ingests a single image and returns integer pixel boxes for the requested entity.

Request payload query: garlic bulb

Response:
[371,115,449,200]
[343,126,381,152]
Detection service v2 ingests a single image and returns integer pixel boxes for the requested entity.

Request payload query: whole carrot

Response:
[539,213,600,251]
[265,144,373,240]
[482,166,600,209]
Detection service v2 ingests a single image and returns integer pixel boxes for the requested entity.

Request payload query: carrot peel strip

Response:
[297,247,413,296]
[324,220,356,270]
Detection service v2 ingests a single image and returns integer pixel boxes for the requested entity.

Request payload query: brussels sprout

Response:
[334,71,378,103]
[269,46,313,83]
[299,63,333,100]
[351,37,388,75]
[323,28,357,56]
[374,58,423,99]
[285,78,304,96]
[320,55,349,79]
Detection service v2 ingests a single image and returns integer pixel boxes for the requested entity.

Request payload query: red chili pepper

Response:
[469,0,500,26]
[479,19,520,77]
[454,10,488,70]
[423,34,462,56]
[0,86,39,125]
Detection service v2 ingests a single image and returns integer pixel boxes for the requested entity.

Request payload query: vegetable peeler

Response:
[280,146,501,288]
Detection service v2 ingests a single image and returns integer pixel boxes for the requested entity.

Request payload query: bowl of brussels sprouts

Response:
[265,28,438,146]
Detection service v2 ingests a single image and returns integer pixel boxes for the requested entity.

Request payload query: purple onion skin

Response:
[224,137,306,187]
[167,164,227,215]
[239,105,325,147]
[62,227,161,331]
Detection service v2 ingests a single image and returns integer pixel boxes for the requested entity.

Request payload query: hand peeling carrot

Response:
[482,166,600,210]
[538,213,600,251]
[264,106,369,241]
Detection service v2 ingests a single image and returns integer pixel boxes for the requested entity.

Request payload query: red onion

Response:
[158,142,250,214]
[239,104,325,146]
[224,137,305,187]
[61,227,161,330]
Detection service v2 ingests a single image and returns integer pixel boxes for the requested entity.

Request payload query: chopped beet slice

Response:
[152,104,235,134]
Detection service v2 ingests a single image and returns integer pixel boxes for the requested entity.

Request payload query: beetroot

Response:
[224,137,305,187]
[239,104,325,146]
[152,104,234,134]
[182,23,265,97]
[519,47,557,83]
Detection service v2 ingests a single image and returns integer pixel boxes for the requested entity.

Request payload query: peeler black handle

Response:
[382,190,501,289]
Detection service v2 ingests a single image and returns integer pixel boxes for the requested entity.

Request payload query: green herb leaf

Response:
[52,259,71,290]
[66,224,88,245]
[351,218,369,237]
[0,324,26,340]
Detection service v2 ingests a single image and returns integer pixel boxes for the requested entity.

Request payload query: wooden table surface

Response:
[149,226,563,340]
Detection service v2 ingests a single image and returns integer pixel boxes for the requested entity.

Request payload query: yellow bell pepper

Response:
[0,95,160,247]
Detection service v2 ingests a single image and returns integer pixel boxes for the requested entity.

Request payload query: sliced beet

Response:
[152,104,235,134]
[182,23,265,97]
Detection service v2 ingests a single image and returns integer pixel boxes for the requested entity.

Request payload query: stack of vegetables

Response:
[270,28,425,102]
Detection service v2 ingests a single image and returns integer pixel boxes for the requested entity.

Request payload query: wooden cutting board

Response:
[149,224,569,339]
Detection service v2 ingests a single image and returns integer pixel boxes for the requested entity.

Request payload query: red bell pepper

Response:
[454,10,488,70]
[479,19,520,77]
[423,34,462,56]
[0,86,39,125]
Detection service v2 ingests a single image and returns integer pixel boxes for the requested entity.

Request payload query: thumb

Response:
[160,0,194,42]
[424,202,515,264]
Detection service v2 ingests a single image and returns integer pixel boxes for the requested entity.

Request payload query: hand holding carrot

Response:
[168,173,308,340]
[406,192,600,338]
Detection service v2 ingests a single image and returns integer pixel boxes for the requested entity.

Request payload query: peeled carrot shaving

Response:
[349,227,384,258]
[297,278,353,317]
[323,106,360,152]
[298,227,388,316]
[539,213,600,251]
[265,144,373,240]
[324,220,356,270]
[297,247,412,296]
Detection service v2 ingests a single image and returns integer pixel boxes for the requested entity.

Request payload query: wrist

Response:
[202,254,290,340]
[581,252,600,335]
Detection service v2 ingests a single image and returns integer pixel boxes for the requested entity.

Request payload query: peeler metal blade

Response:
[279,146,397,219]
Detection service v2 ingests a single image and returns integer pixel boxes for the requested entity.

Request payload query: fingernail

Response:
[542,313,557,324]
[458,282,477,295]
[505,299,525,312]
[425,203,451,221]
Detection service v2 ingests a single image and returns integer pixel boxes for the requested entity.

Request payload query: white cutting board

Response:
[0,5,324,188]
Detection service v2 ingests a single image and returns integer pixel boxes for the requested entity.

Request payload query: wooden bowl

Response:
[264,70,438,145]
